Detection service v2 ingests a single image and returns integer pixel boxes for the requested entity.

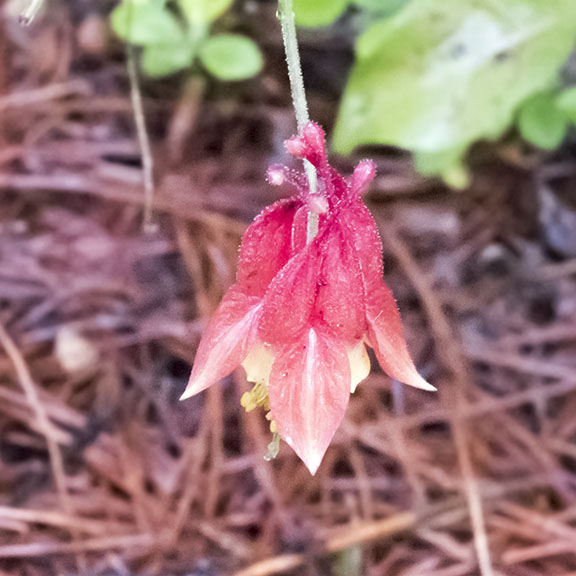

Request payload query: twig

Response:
[0,80,90,113]
[0,506,120,535]
[126,46,155,231]
[0,533,156,558]
[502,541,575,565]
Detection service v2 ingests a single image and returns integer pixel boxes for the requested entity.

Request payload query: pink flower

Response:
[181,122,434,474]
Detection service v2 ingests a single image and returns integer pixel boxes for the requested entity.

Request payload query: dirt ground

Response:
[1,2,576,575]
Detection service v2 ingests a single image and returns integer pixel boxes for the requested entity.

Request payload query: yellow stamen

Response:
[240,346,280,460]
[240,380,270,412]
[268,417,278,434]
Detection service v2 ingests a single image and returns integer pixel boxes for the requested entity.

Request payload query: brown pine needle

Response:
[0,322,85,572]
[379,224,495,576]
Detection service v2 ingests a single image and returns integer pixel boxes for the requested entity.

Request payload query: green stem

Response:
[127,46,155,232]
[277,0,319,242]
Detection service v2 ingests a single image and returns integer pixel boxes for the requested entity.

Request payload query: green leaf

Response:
[141,43,194,77]
[110,0,185,46]
[414,147,464,175]
[178,0,233,25]
[556,86,576,123]
[441,162,471,190]
[414,148,470,189]
[517,92,568,149]
[333,0,576,158]
[293,0,349,28]
[353,0,409,17]
[199,34,263,81]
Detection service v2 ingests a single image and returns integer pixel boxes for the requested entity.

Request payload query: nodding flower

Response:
[181,122,434,474]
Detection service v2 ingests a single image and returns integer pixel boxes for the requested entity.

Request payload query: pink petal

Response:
[181,287,263,399]
[258,239,322,345]
[366,284,435,391]
[340,201,384,293]
[313,228,366,343]
[339,202,433,391]
[236,199,299,297]
[268,328,351,474]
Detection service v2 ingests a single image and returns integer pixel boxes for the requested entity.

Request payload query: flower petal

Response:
[366,285,435,391]
[236,199,299,297]
[340,201,384,294]
[259,239,321,345]
[338,201,432,390]
[313,227,367,343]
[181,287,263,399]
[268,328,351,474]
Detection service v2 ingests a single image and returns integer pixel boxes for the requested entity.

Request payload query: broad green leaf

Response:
[333,0,576,158]
[293,0,349,28]
[518,92,568,149]
[178,0,233,25]
[556,86,576,123]
[414,147,465,175]
[141,43,194,77]
[353,0,409,17]
[199,34,263,81]
[110,1,185,46]
[415,148,470,189]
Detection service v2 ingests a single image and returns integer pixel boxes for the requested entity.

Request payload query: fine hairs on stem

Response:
[277,0,319,242]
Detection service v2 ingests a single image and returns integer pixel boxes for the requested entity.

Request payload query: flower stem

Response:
[277,0,319,242]
[127,45,156,232]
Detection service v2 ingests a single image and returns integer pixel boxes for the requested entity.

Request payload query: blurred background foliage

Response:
[110,0,263,79]
[107,0,576,187]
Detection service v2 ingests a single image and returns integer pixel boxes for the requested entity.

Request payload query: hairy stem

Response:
[277,0,318,242]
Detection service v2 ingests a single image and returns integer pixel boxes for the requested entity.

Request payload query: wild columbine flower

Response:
[181,122,434,474]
